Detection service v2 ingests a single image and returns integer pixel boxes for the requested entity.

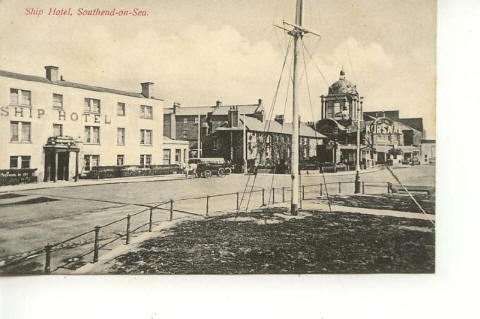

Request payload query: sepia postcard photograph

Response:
[0,0,436,276]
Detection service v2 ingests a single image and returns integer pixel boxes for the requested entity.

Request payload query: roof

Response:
[172,106,213,116]
[364,110,400,120]
[397,118,424,132]
[217,116,326,139]
[163,136,189,145]
[316,118,347,131]
[211,104,262,116]
[0,69,163,101]
[328,70,358,95]
[167,103,264,117]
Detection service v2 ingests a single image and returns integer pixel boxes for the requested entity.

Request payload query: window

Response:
[84,98,101,114]
[140,105,153,119]
[10,89,18,105]
[117,128,125,146]
[53,124,63,137]
[194,117,199,124]
[117,102,126,116]
[175,149,181,164]
[117,155,125,166]
[183,118,188,124]
[163,149,171,165]
[10,156,30,169]
[140,129,152,145]
[21,156,31,168]
[53,93,63,110]
[10,89,31,106]
[84,126,100,144]
[10,121,31,142]
[140,154,152,167]
[10,121,18,142]
[10,156,18,168]
[84,155,99,171]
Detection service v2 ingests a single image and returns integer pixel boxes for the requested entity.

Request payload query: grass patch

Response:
[0,196,59,208]
[322,194,435,214]
[108,208,435,274]
[0,193,26,200]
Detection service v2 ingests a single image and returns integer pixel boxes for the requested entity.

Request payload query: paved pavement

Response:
[0,165,435,267]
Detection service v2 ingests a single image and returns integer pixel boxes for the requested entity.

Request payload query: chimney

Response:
[141,82,154,98]
[258,98,263,106]
[228,106,239,128]
[215,100,222,108]
[275,115,284,125]
[173,102,180,112]
[45,66,59,81]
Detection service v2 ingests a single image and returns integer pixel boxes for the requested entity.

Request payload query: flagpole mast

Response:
[274,0,320,215]
[290,0,303,215]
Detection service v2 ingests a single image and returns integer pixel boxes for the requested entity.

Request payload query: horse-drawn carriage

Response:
[188,158,234,178]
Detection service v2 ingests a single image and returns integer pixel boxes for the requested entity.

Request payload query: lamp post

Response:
[354,97,362,194]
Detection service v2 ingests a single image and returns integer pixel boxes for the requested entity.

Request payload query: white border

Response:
[2,0,480,318]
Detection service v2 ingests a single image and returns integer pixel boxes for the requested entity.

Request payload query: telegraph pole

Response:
[275,0,320,215]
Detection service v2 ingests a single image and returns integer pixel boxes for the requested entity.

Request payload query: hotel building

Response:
[0,66,165,182]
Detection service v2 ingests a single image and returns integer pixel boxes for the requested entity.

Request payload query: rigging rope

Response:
[301,38,332,213]
[237,37,293,216]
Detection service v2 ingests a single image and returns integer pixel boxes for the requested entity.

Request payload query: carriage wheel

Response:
[224,167,232,175]
[204,170,212,178]
[217,168,226,177]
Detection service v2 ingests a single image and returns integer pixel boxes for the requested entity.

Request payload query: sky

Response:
[0,0,436,138]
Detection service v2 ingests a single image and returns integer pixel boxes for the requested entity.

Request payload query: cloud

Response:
[0,15,434,137]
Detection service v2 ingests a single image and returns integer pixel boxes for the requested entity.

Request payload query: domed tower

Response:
[320,69,363,124]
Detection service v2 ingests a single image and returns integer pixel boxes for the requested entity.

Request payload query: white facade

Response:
[162,137,189,166]
[0,67,164,182]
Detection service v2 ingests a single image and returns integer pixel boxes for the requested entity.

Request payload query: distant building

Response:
[316,70,424,168]
[163,99,264,158]
[0,66,164,182]
[162,137,189,166]
[421,139,436,164]
[203,108,326,170]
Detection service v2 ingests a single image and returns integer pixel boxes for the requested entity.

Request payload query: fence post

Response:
[93,226,100,262]
[320,183,323,196]
[206,195,209,217]
[125,214,131,244]
[44,244,52,274]
[387,182,390,193]
[362,182,365,194]
[149,207,153,232]
[302,185,305,200]
[170,199,174,221]
[236,192,239,211]
[282,187,285,202]
[262,188,265,206]
[338,182,341,193]
[272,188,275,204]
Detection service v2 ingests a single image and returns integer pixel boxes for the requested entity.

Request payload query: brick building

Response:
[203,107,325,171]
[163,99,264,158]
